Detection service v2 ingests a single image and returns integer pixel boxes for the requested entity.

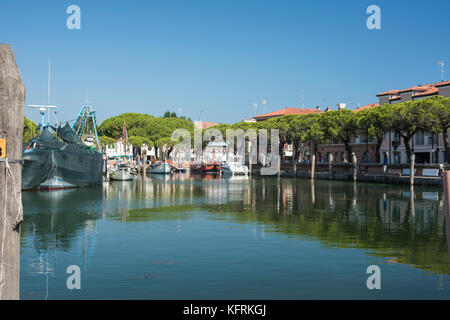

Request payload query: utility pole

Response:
[0,44,25,300]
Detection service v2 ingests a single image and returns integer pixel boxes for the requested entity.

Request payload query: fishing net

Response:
[22,126,103,190]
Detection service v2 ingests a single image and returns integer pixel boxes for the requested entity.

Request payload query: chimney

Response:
[337,103,346,110]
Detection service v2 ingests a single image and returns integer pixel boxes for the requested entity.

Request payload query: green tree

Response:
[357,104,395,163]
[23,117,38,143]
[320,109,359,158]
[418,96,450,162]
[99,135,116,147]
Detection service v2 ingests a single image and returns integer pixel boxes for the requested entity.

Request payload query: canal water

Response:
[20,175,450,299]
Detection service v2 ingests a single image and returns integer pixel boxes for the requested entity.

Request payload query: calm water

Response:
[20,175,450,299]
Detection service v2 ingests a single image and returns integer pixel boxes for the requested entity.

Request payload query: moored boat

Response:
[191,162,222,174]
[221,162,249,176]
[110,163,134,181]
[22,105,104,190]
[148,161,171,174]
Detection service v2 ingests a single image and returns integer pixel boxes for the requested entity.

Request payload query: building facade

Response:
[377,80,450,164]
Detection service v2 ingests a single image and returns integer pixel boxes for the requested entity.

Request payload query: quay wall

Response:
[248,162,447,186]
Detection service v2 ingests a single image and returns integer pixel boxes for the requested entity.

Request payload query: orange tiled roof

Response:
[253,107,322,119]
[413,86,439,97]
[397,86,429,93]
[377,80,450,98]
[376,90,399,97]
[354,103,379,112]
[428,80,450,87]
[194,121,217,129]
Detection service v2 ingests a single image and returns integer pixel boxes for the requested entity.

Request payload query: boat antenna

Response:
[48,58,51,105]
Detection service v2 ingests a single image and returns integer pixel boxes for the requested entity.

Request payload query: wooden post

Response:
[410,154,415,185]
[136,154,141,174]
[352,153,358,182]
[277,155,281,178]
[328,153,333,180]
[248,141,252,177]
[311,154,316,180]
[292,142,297,177]
[0,44,25,300]
[142,148,147,175]
[443,171,450,263]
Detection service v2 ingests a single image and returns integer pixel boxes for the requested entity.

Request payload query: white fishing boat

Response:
[110,163,134,181]
[148,161,171,174]
[221,162,249,176]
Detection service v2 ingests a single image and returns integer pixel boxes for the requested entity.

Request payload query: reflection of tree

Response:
[21,176,448,276]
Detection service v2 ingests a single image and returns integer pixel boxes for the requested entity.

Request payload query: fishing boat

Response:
[167,160,186,173]
[147,161,171,174]
[190,162,222,174]
[221,162,249,176]
[110,163,134,181]
[22,106,104,190]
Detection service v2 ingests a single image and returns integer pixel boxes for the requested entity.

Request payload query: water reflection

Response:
[21,174,449,294]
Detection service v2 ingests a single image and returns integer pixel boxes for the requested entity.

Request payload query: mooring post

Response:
[292,142,297,177]
[0,44,25,300]
[352,152,357,182]
[248,141,252,177]
[443,171,450,264]
[277,154,281,178]
[328,153,333,180]
[311,154,316,180]
[410,154,415,185]
[136,154,141,174]
[142,149,147,175]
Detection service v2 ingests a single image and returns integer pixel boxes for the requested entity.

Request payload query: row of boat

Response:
[109,161,249,181]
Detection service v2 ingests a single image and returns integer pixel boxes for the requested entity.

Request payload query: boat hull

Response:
[22,149,104,190]
[148,162,171,174]
[110,169,134,181]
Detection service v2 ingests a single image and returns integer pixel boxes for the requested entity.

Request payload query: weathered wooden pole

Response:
[292,142,297,177]
[311,154,316,179]
[248,141,252,177]
[443,171,450,264]
[136,154,141,174]
[277,154,281,178]
[352,152,357,182]
[328,153,333,180]
[410,154,415,185]
[0,44,25,300]
[142,148,147,175]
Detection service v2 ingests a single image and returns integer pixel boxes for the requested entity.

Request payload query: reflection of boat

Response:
[110,164,134,181]
[221,162,249,176]
[148,161,171,174]
[191,162,222,174]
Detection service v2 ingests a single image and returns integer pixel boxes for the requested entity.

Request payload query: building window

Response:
[415,131,424,145]
[393,152,401,164]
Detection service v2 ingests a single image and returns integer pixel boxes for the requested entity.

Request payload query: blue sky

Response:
[1,0,450,125]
